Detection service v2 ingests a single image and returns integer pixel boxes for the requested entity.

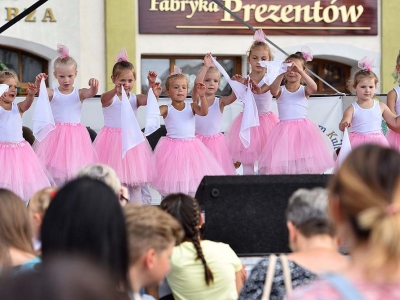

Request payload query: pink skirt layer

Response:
[225,112,279,165]
[33,123,98,186]
[258,118,335,174]
[152,137,225,196]
[349,131,389,150]
[0,141,55,202]
[94,127,156,186]
[196,132,236,175]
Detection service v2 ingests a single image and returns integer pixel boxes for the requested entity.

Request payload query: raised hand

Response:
[248,78,262,94]
[147,71,158,88]
[0,91,7,102]
[231,74,244,83]
[196,82,206,97]
[152,82,162,98]
[35,73,48,86]
[26,82,39,96]
[203,53,213,68]
[286,60,303,74]
[88,78,99,88]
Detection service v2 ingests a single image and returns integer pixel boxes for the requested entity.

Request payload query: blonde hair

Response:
[54,56,77,71]
[112,61,136,80]
[347,70,379,93]
[76,164,121,195]
[330,144,400,279]
[124,205,183,264]
[165,73,188,90]
[247,40,273,61]
[28,187,57,217]
[0,70,19,85]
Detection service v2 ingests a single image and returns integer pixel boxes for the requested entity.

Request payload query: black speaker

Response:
[195,174,331,256]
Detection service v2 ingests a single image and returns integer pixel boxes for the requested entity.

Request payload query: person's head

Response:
[348,69,378,102]
[330,144,400,279]
[77,164,122,195]
[393,50,400,83]
[283,52,308,86]
[28,187,57,241]
[203,67,221,96]
[111,59,136,95]
[41,177,129,289]
[0,70,19,104]
[165,74,189,103]
[286,188,335,252]
[53,44,77,92]
[160,193,214,286]
[124,205,183,291]
[247,30,273,74]
[0,189,34,268]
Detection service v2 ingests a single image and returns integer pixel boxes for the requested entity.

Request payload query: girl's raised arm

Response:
[79,78,99,101]
[100,85,119,108]
[18,83,38,114]
[192,53,212,102]
[269,73,285,98]
[290,61,317,96]
[35,73,54,100]
[137,71,158,107]
[191,83,208,116]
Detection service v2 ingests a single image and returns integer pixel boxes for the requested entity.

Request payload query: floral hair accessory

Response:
[115,48,128,63]
[57,43,69,59]
[173,65,182,74]
[253,29,266,43]
[358,56,374,71]
[301,46,313,62]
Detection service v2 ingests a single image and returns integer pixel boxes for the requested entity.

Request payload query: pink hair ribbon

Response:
[253,29,266,43]
[115,48,128,63]
[358,56,374,71]
[301,46,313,62]
[173,65,182,74]
[57,43,69,59]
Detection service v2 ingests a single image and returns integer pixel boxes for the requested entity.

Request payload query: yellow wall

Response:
[381,1,400,93]
[104,0,137,91]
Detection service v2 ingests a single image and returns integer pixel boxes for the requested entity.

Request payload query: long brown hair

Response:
[160,193,214,285]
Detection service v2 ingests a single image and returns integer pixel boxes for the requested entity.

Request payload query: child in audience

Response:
[124,204,183,300]
[94,49,157,204]
[34,44,98,186]
[160,193,246,300]
[339,57,400,148]
[193,53,237,175]
[152,72,224,197]
[0,71,54,202]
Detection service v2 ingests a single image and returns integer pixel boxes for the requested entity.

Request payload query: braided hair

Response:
[160,193,214,285]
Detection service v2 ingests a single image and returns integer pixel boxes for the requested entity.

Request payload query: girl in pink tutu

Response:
[258,50,335,174]
[0,71,54,203]
[339,56,400,149]
[193,53,237,175]
[225,29,279,174]
[385,51,400,150]
[152,72,225,197]
[33,44,99,186]
[93,50,157,204]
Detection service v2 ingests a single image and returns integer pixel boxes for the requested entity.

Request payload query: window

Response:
[0,46,48,95]
[308,59,351,94]
[141,56,241,96]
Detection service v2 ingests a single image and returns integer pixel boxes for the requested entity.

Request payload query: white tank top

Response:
[51,88,82,123]
[253,77,273,113]
[195,98,222,136]
[0,103,24,142]
[351,100,382,133]
[277,85,308,121]
[103,93,138,128]
[393,86,400,116]
[165,103,195,139]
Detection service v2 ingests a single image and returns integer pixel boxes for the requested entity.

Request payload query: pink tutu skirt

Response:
[152,137,225,196]
[349,131,389,150]
[33,123,98,186]
[0,141,55,202]
[196,132,236,175]
[225,112,279,165]
[258,119,335,174]
[94,127,156,186]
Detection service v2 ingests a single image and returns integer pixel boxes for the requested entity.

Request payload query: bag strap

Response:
[280,254,293,295]
[324,273,364,300]
[261,254,277,300]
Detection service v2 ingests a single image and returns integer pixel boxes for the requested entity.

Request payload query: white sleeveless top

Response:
[195,98,222,136]
[103,93,138,128]
[277,85,308,121]
[254,76,273,113]
[165,103,195,139]
[0,103,23,142]
[351,100,382,133]
[393,86,400,116]
[51,88,82,123]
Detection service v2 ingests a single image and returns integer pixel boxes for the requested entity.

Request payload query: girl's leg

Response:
[127,185,142,205]
[242,164,255,175]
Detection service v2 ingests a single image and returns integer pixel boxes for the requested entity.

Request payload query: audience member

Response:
[289,144,400,299]
[239,187,348,300]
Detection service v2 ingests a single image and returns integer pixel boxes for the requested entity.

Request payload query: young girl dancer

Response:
[152,72,224,197]
[34,44,98,186]
[258,50,335,174]
[0,71,54,203]
[225,29,279,174]
[93,50,157,204]
[339,57,400,148]
[385,51,400,150]
[193,53,237,175]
